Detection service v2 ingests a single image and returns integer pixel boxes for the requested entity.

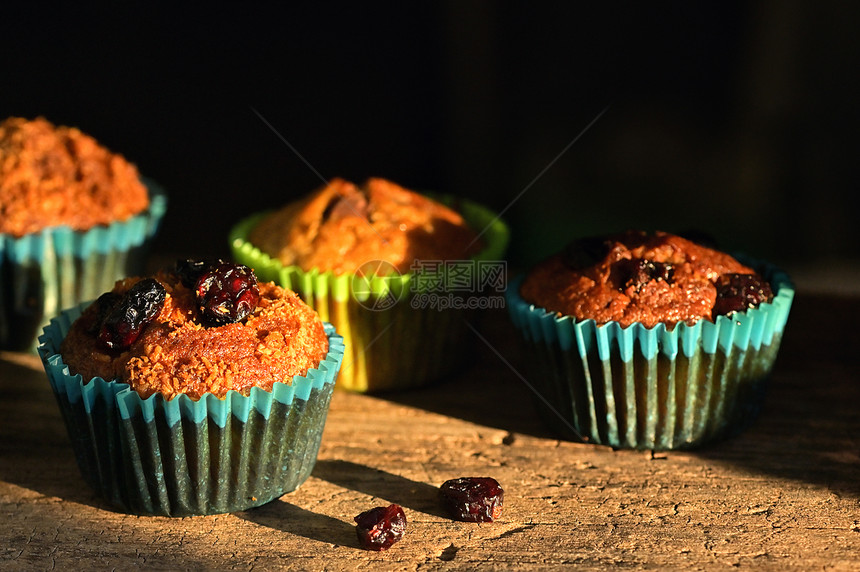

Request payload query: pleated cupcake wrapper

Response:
[37,303,345,517]
[506,260,794,450]
[0,180,168,352]
[229,195,509,393]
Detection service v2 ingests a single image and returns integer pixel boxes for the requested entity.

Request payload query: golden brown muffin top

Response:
[60,270,329,401]
[0,116,149,237]
[520,231,771,328]
[249,177,483,274]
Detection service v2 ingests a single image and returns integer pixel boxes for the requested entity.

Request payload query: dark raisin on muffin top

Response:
[520,230,773,328]
[60,261,329,400]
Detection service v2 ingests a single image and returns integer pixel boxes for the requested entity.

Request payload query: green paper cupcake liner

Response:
[505,259,794,450]
[229,195,509,393]
[0,180,167,352]
[37,303,345,517]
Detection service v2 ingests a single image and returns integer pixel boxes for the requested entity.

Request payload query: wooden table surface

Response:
[2,294,859,571]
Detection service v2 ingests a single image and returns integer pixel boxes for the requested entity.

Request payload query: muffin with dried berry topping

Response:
[38,260,344,516]
[231,177,509,393]
[0,116,166,351]
[248,177,484,274]
[60,262,329,400]
[507,230,794,450]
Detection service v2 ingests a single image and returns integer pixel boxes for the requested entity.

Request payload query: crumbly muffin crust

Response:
[520,230,764,328]
[249,177,482,274]
[60,272,329,400]
[0,116,149,237]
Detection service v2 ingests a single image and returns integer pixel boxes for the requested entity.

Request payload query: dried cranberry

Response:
[354,504,406,551]
[174,258,222,288]
[713,273,774,318]
[562,236,611,270]
[195,261,260,326]
[97,278,166,350]
[95,291,122,313]
[439,477,504,522]
[87,291,121,335]
[613,258,674,293]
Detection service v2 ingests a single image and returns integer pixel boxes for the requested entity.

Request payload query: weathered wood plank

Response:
[2,296,859,570]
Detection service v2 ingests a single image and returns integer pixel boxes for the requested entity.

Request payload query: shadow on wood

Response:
[238,500,356,548]
[312,459,450,519]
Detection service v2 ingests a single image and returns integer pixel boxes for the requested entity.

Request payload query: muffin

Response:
[231,177,509,393]
[38,260,345,516]
[248,177,483,274]
[1,116,167,351]
[507,230,794,450]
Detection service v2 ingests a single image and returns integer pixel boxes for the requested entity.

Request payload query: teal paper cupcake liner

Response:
[230,195,509,392]
[506,260,794,450]
[37,303,345,517]
[0,180,167,351]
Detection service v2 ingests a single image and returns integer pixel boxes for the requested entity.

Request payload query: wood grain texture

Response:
[2,295,859,571]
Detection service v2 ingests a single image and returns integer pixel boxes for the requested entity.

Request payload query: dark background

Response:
[3,3,858,287]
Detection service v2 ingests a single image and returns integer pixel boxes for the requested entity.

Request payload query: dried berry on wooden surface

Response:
[439,477,504,522]
[354,504,406,551]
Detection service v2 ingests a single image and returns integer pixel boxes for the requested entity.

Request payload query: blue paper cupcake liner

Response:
[0,180,167,351]
[37,302,345,516]
[506,259,794,450]
[230,195,510,393]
